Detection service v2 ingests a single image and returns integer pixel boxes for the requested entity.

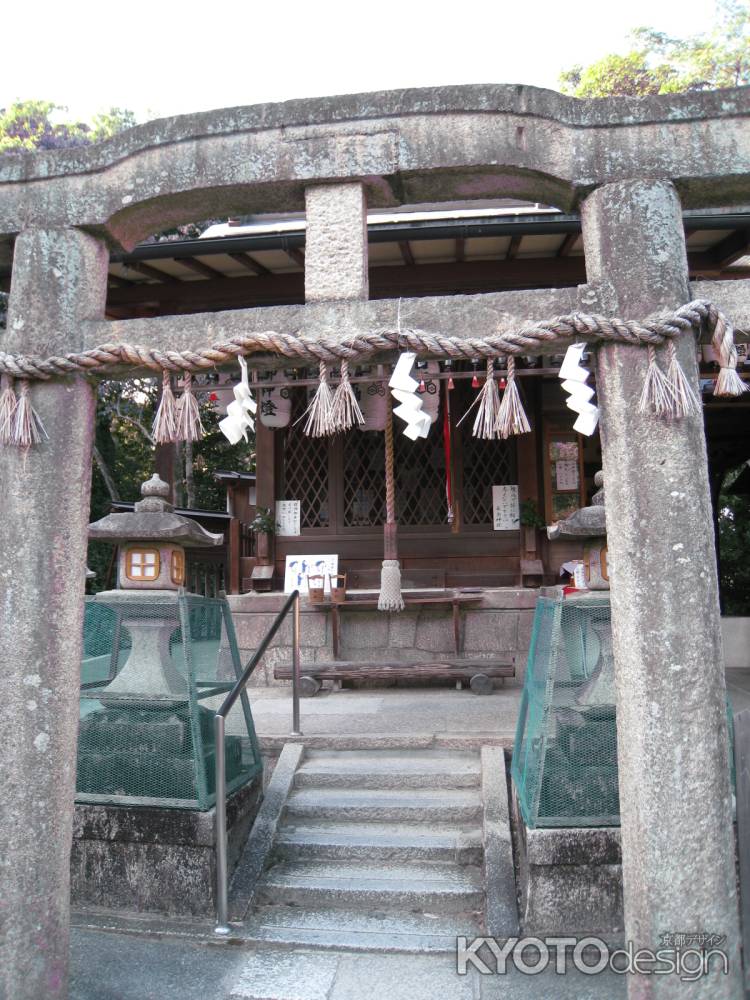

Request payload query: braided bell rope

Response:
[0,299,744,381]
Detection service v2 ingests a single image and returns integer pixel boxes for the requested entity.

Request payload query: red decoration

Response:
[447,376,455,391]
[209,392,218,402]
[471,374,480,389]
[418,378,426,393]
[498,378,507,390]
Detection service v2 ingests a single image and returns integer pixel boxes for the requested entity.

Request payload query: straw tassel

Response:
[711,310,749,398]
[330,360,364,432]
[175,372,204,442]
[152,370,178,444]
[12,379,47,448]
[664,339,700,418]
[638,345,675,416]
[470,359,502,439]
[303,361,334,437]
[0,373,18,445]
[496,356,531,438]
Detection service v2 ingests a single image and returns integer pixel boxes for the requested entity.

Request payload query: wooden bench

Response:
[274,659,515,696]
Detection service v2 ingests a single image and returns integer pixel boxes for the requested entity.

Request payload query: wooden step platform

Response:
[274,659,514,696]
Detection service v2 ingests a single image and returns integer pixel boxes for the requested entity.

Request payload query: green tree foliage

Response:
[88,377,256,590]
[719,465,750,615]
[0,100,136,153]
[560,1,750,97]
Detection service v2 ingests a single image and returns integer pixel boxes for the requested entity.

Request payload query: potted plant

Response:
[520,499,545,554]
[250,506,276,565]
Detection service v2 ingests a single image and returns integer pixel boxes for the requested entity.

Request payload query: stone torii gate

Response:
[1,86,749,999]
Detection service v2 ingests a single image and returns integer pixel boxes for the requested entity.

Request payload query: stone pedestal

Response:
[71,774,262,917]
[93,592,187,698]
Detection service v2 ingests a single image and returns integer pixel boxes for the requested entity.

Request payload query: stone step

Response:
[274,820,483,864]
[255,859,484,913]
[284,787,482,823]
[242,904,483,954]
[294,749,481,790]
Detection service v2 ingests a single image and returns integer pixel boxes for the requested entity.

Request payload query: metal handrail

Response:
[214,589,301,934]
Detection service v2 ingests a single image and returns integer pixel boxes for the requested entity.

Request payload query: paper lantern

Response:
[419,362,440,425]
[358,381,388,431]
[259,385,292,428]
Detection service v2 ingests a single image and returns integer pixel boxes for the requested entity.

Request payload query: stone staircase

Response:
[235,746,517,953]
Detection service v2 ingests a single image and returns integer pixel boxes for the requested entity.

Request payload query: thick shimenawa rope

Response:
[0,301,746,395]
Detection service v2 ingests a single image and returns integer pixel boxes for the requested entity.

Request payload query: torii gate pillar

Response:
[0,228,108,1000]
[581,180,742,998]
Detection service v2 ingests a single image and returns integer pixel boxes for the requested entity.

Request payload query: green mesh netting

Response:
[78,593,261,810]
[511,594,734,829]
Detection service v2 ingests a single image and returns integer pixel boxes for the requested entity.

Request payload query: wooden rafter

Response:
[285,247,305,268]
[455,237,465,263]
[709,229,750,268]
[107,273,136,288]
[179,257,224,279]
[228,251,271,276]
[506,234,522,260]
[399,240,415,266]
[556,233,578,257]
[124,261,181,284]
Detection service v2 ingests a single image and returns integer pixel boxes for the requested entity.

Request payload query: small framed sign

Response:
[284,554,339,594]
[492,485,520,531]
[275,500,301,537]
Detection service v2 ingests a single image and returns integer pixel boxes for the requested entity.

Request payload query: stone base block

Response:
[71,774,262,917]
[511,789,623,936]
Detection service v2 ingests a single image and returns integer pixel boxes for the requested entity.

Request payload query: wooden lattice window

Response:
[457,383,518,526]
[281,390,330,528]
[342,410,448,527]
[393,421,448,526]
[343,431,386,527]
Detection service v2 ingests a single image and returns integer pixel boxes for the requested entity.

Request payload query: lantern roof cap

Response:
[88,474,224,547]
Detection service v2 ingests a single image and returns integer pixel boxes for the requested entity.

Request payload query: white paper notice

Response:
[284,554,338,594]
[556,460,579,491]
[492,485,520,531]
[275,500,301,537]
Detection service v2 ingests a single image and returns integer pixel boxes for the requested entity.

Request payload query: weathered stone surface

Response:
[517,611,534,650]
[582,179,742,995]
[463,611,518,653]
[0,228,108,1000]
[414,611,457,652]
[387,612,418,648]
[476,588,539,610]
[305,183,368,302]
[92,289,579,367]
[233,611,326,649]
[525,825,622,866]
[481,747,519,936]
[71,778,261,918]
[227,742,303,919]
[3,86,750,247]
[340,612,390,650]
[512,793,623,936]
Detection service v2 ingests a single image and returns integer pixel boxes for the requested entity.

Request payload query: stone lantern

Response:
[90,473,222,594]
[87,473,223,699]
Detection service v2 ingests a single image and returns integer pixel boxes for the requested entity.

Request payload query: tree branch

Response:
[114,397,154,446]
[92,445,120,501]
